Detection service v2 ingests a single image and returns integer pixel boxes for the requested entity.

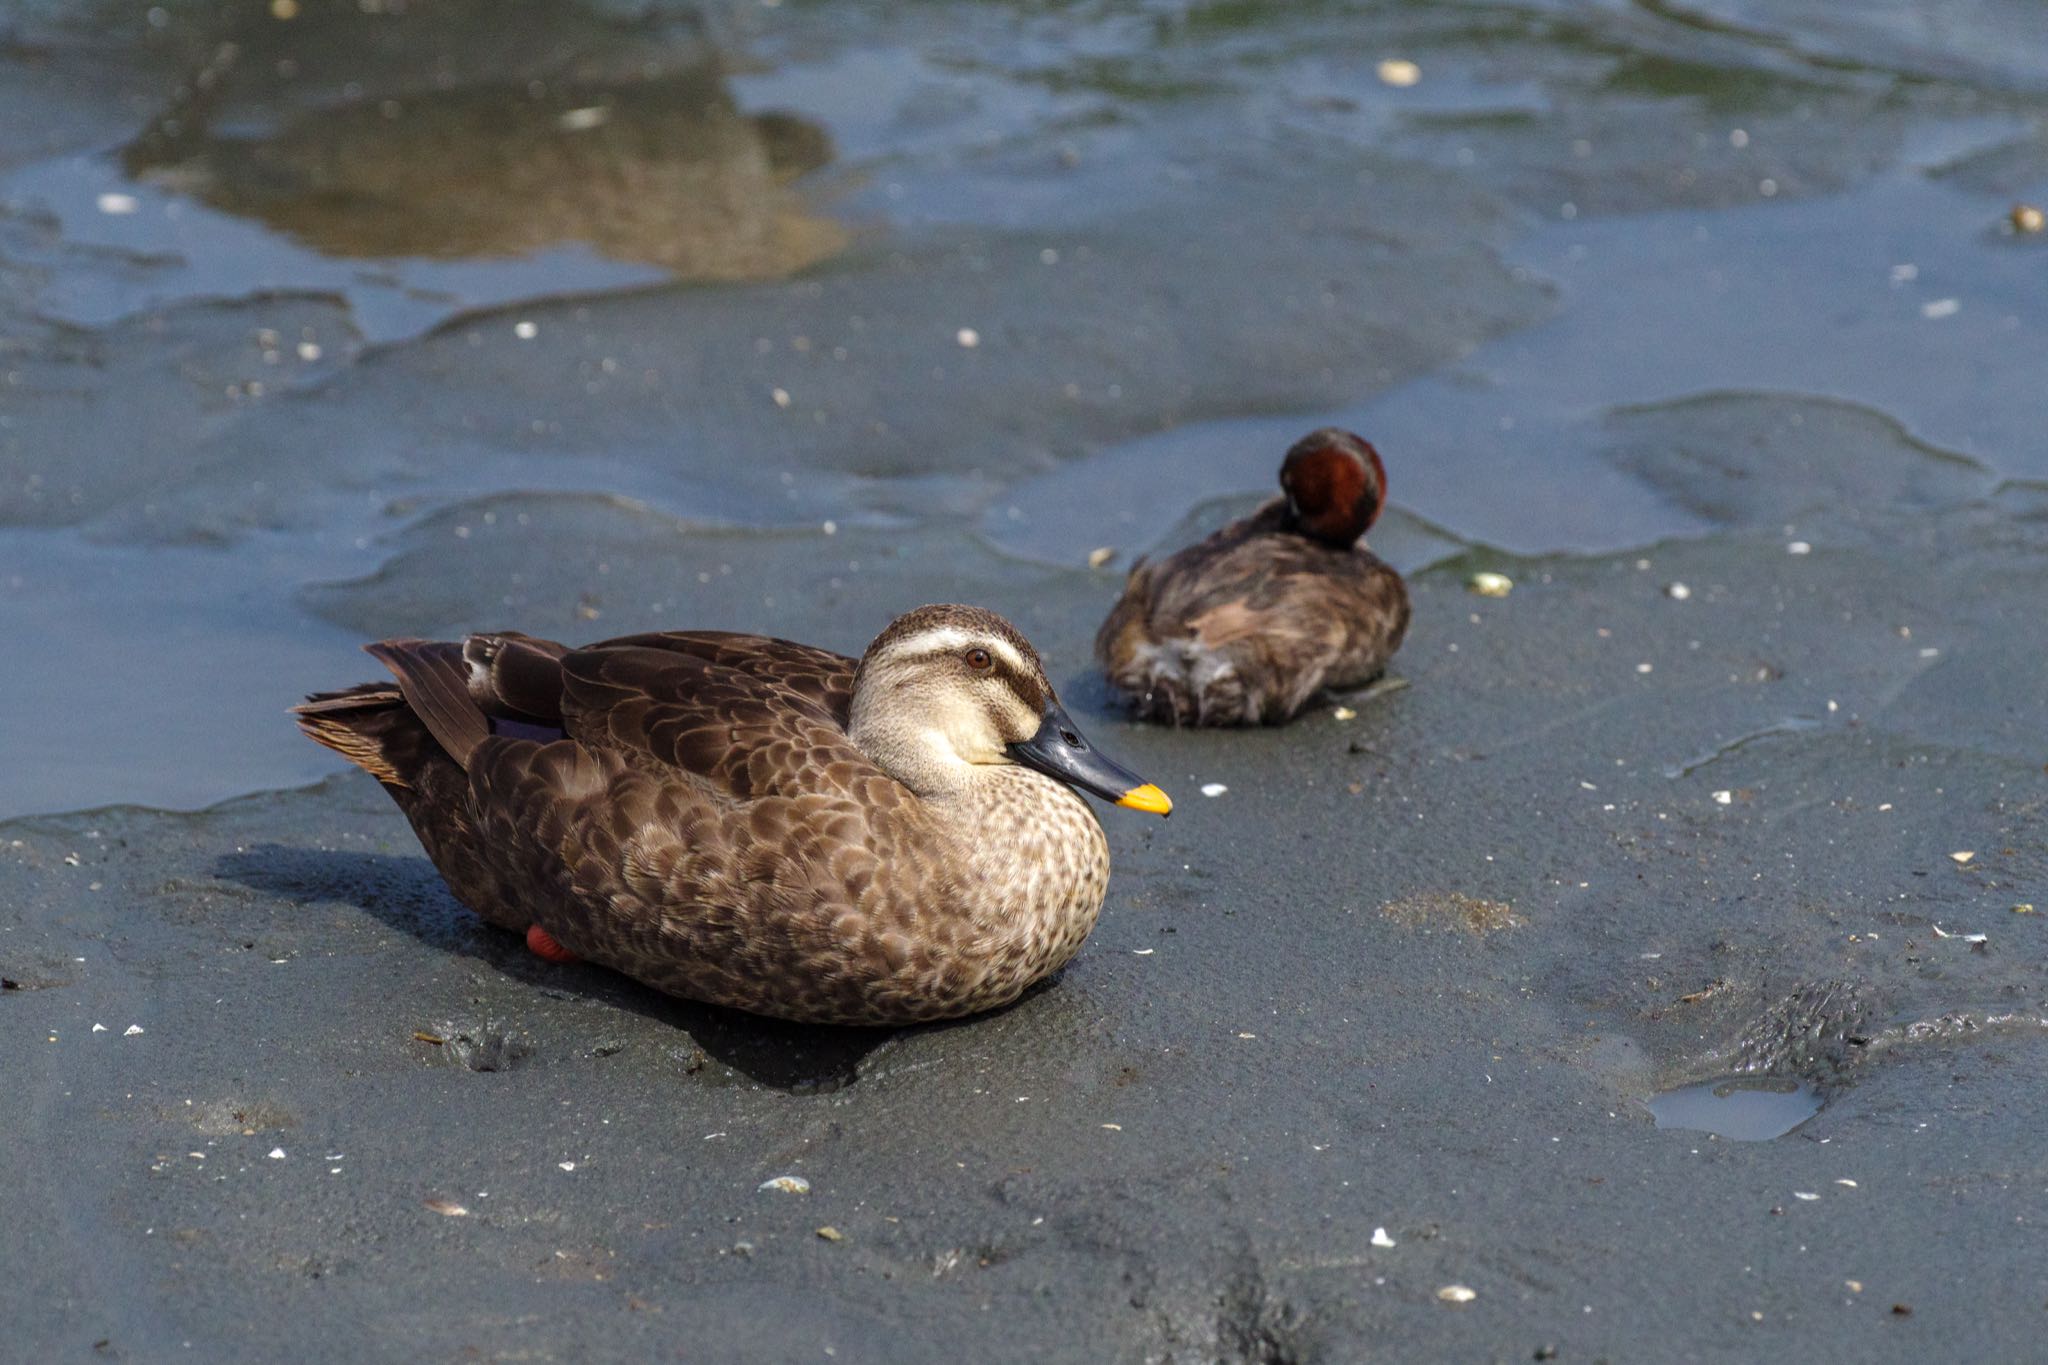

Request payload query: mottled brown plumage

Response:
[1095,428,1410,725]
[295,606,1168,1025]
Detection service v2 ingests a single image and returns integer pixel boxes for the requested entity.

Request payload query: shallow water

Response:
[1646,1075,1825,1141]
[4,0,2045,817]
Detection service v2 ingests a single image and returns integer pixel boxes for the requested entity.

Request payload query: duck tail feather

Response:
[292,683,412,787]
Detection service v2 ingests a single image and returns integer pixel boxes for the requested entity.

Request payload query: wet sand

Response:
[4,2,2046,1359]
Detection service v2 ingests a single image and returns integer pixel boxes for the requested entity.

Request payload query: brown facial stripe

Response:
[910,644,1047,715]
[987,654,1048,714]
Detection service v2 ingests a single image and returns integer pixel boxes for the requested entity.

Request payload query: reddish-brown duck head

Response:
[1278,428,1387,546]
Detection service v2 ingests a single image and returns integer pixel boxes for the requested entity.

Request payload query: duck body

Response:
[297,607,1168,1025]
[1096,429,1410,726]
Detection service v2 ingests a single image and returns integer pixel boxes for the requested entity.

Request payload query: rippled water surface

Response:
[2,0,2044,816]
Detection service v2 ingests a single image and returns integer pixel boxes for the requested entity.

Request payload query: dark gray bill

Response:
[1006,699,1171,815]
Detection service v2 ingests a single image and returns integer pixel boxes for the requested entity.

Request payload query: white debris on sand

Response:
[1468,571,1513,598]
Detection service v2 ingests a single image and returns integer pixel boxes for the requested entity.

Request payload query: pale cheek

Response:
[931,720,1002,766]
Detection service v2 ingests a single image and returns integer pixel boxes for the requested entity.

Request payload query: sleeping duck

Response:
[1094,427,1410,726]
[296,605,1170,1025]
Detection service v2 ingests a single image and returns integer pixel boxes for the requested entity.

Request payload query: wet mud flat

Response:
[5,0,2048,1360]
[8,507,2048,1362]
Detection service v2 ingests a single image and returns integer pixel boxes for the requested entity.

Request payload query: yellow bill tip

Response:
[1116,782,1173,816]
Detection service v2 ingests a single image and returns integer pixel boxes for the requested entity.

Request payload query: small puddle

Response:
[1645,1076,1824,1141]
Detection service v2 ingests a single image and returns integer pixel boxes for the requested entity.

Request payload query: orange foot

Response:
[525,923,579,964]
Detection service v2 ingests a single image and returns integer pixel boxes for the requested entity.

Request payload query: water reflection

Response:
[117,1,843,278]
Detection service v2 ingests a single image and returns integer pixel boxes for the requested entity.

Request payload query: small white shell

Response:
[1436,1284,1477,1304]
[1468,572,1513,598]
[758,1175,811,1194]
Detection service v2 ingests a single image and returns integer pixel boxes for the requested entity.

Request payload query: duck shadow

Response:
[215,844,926,1092]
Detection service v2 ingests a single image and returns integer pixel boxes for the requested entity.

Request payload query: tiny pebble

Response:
[771,387,791,408]
[124,1025,144,1036]
[759,1175,811,1194]
[557,106,610,132]
[1950,851,1974,864]
[1921,298,1960,320]
[1792,1191,1819,1201]
[1087,546,1116,569]
[955,327,980,348]
[1437,1285,1477,1304]
[1201,783,1228,797]
[92,1023,107,1033]
[96,192,139,215]
[1377,59,1421,87]
[268,1148,286,1160]
[816,1226,844,1242]
[2014,904,2036,915]
[1665,582,1692,600]
[1468,571,1513,597]
[1712,790,1732,805]
[1787,541,1811,555]
[1372,1227,1396,1248]
[425,1197,469,1216]
[1332,706,1357,720]
[296,341,322,362]
[2013,203,2046,234]
[559,1162,576,1172]
[512,321,538,340]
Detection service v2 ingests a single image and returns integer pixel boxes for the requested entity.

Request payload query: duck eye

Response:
[964,647,993,671]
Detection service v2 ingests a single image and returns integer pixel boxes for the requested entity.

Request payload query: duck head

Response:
[850,604,1171,814]
[1279,427,1387,547]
